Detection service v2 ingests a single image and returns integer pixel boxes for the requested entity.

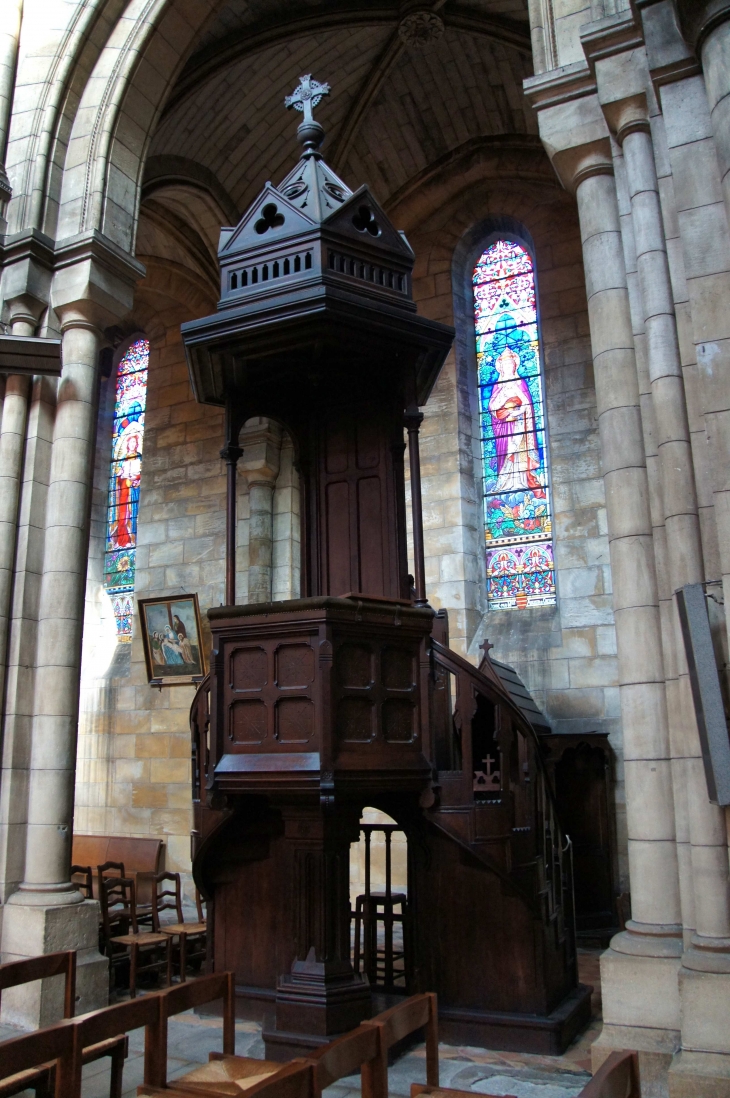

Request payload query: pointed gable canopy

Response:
[182,76,453,409]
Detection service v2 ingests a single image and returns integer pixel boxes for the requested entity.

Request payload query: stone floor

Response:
[0,951,602,1097]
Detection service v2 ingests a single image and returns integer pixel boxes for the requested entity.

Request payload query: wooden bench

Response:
[72,835,165,908]
[0,951,128,1098]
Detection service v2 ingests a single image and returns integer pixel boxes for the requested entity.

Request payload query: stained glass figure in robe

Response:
[103,338,149,640]
[473,240,556,610]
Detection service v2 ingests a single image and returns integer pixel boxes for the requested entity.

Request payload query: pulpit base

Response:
[438,983,593,1055]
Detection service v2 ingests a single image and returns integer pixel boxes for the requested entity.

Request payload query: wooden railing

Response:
[190,673,211,805]
[428,639,576,964]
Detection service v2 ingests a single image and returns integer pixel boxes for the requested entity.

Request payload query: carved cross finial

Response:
[285,75,331,124]
[480,638,494,658]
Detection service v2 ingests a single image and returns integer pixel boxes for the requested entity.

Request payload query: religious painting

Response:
[474,240,556,610]
[139,594,207,684]
[103,337,149,641]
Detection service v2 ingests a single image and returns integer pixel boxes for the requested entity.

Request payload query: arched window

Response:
[473,240,555,611]
[103,337,149,640]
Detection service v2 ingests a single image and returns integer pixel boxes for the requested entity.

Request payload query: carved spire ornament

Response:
[285,74,331,156]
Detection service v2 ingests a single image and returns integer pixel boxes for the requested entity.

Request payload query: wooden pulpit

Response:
[183,77,590,1058]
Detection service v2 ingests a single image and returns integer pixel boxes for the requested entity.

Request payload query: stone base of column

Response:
[590,927,683,1096]
[665,950,730,1096]
[668,1051,730,1097]
[0,898,108,1026]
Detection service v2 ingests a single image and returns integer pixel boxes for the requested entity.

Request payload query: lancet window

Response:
[473,240,556,610]
[103,337,149,640]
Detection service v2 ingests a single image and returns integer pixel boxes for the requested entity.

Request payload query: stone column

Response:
[1,233,143,1026]
[526,73,686,1059]
[0,309,34,738]
[576,155,684,1068]
[2,311,108,1025]
[698,6,730,227]
[240,418,282,604]
[0,0,21,226]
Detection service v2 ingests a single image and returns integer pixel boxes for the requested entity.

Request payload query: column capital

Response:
[0,229,55,328]
[675,0,730,55]
[239,417,283,487]
[50,229,145,332]
[523,65,613,192]
[636,1,701,91]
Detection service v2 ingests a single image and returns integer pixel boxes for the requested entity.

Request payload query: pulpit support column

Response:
[264,804,370,1057]
[405,406,427,607]
[221,404,243,606]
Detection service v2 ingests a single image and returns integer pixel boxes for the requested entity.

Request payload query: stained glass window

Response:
[103,338,149,640]
[474,241,556,610]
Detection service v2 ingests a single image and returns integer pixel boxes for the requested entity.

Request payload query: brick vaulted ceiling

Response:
[145,0,535,226]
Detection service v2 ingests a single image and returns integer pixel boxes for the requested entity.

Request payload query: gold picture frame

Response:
[138,593,207,685]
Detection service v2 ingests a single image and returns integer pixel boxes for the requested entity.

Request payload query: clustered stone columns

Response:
[0,234,143,1026]
[526,4,730,1089]
[2,310,109,1024]
[571,152,684,1053]
[0,0,21,224]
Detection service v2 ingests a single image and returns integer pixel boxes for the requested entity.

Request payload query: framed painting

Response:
[138,594,207,685]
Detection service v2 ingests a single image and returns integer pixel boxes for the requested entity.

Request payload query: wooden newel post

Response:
[221,406,243,606]
[404,404,427,607]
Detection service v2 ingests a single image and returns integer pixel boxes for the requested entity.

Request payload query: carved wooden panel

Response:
[276,697,314,743]
[314,404,405,600]
[231,699,267,744]
[276,644,314,688]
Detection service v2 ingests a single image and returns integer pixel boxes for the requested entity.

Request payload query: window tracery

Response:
[103,337,149,640]
[473,240,556,610]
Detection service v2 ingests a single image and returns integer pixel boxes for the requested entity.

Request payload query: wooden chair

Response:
[366,992,439,1097]
[137,1059,314,1098]
[153,872,207,982]
[146,971,236,1089]
[0,1022,74,1098]
[0,951,128,1098]
[71,864,94,899]
[409,1050,641,1098]
[59,990,166,1097]
[305,1022,382,1098]
[100,874,171,998]
[580,1051,640,1096]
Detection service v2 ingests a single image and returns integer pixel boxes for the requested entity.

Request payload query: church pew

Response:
[72,834,164,908]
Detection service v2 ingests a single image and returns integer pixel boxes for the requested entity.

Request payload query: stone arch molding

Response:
[54,0,222,252]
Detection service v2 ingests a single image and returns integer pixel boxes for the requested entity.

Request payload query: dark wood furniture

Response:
[148,972,235,1089]
[0,951,128,1098]
[352,822,411,992]
[99,875,172,998]
[539,732,618,940]
[153,872,207,982]
[410,1050,640,1098]
[72,835,164,909]
[137,1060,314,1098]
[364,992,439,1097]
[183,89,589,1056]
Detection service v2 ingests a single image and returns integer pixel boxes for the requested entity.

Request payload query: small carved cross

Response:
[479,639,494,658]
[285,75,331,124]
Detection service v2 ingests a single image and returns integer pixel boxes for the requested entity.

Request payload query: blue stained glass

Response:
[103,338,149,641]
[474,241,556,610]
